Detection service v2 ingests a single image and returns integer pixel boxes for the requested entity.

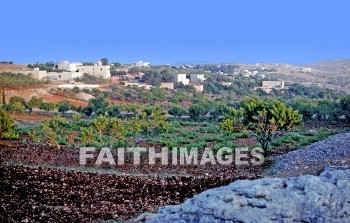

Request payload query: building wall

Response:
[20,70,47,80]
[190,74,205,83]
[124,82,152,90]
[160,82,174,90]
[58,61,70,71]
[56,72,82,81]
[260,81,285,93]
[262,81,285,89]
[76,65,111,79]
[58,84,99,89]
[191,84,204,92]
[134,61,150,67]
[174,73,189,85]
[69,63,83,72]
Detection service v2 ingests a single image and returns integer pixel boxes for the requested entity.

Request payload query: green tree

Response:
[9,96,27,108]
[8,101,25,114]
[41,120,61,149]
[92,114,109,145]
[1,90,5,105]
[58,101,71,115]
[108,118,128,147]
[27,96,43,113]
[188,104,209,122]
[100,58,108,65]
[222,98,302,153]
[340,96,350,121]
[147,109,168,135]
[79,127,95,146]
[169,105,186,119]
[0,108,15,138]
[40,102,56,112]
[83,96,109,116]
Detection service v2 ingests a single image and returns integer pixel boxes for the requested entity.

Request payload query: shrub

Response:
[221,98,302,154]
[0,108,15,138]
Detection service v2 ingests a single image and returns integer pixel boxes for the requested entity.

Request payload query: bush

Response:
[340,96,350,121]
[221,98,302,153]
[0,108,15,138]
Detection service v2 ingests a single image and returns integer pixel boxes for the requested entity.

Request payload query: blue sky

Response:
[1,0,349,65]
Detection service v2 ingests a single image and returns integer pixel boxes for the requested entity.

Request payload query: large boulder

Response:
[75,92,95,102]
[131,166,350,223]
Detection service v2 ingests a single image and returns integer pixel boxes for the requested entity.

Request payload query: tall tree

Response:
[100,58,108,65]
[221,98,302,153]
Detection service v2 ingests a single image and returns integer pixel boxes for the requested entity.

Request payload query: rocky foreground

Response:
[131,132,350,223]
[266,132,350,177]
[132,166,350,223]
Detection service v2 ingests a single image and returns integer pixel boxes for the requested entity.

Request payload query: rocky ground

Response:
[130,131,350,223]
[265,132,350,177]
[134,166,350,223]
[1,130,349,222]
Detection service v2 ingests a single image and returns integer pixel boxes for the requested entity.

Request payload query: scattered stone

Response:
[133,166,350,223]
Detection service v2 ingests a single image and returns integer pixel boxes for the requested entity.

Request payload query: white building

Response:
[260,81,285,93]
[21,69,83,81]
[57,61,110,79]
[26,68,47,80]
[190,74,205,83]
[160,82,174,90]
[301,67,312,73]
[173,73,189,85]
[57,61,83,72]
[189,83,204,92]
[133,61,150,67]
[58,84,99,90]
[76,64,111,79]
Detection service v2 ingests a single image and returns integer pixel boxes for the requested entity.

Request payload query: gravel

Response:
[266,132,350,177]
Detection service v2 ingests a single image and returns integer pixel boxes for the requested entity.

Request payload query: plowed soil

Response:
[0,140,271,222]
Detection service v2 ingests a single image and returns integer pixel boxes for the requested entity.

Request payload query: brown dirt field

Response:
[5,87,88,107]
[11,113,52,121]
[0,64,28,72]
[0,140,271,222]
[41,94,88,107]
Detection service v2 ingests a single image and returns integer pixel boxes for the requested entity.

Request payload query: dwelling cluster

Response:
[258,81,285,93]
[15,60,111,81]
[170,73,206,92]
[121,73,206,92]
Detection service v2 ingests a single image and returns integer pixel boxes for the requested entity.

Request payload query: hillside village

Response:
[1,59,292,93]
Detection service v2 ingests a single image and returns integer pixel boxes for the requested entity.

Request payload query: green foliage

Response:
[8,101,25,114]
[0,72,48,88]
[92,114,110,144]
[169,105,186,119]
[100,58,108,65]
[74,73,108,84]
[221,98,302,152]
[9,96,27,108]
[140,69,173,84]
[188,104,209,122]
[27,96,43,112]
[40,102,56,112]
[340,96,350,121]
[1,90,5,105]
[0,108,15,138]
[220,109,243,133]
[58,101,71,114]
[82,96,109,117]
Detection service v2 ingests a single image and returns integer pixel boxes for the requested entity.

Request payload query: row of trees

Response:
[30,109,168,149]
[2,95,74,115]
